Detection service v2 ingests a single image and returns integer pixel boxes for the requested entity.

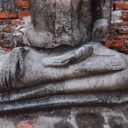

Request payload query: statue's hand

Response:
[91,19,109,42]
[0,47,25,91]
[42,44,93,67]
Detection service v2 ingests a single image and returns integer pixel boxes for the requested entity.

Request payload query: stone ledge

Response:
[0,107,128,128]
[1,91,128,113]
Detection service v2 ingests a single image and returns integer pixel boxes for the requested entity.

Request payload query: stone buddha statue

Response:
[0,0,128,111]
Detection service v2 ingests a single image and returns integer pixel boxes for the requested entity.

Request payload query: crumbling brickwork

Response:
[0,0,30,51]
[0,1,128,127]
[105,0,128,54]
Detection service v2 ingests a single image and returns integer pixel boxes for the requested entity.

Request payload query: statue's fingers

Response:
[0,73,4,90]
[10,64,17,89]
[18,53,24,78]
[3,68,13,91]
[11,74,16,90]
[5,69,11,90]
[1,69,7,90]
[6,70,16,91]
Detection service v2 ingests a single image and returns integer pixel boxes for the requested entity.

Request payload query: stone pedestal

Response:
[1,106,128,128]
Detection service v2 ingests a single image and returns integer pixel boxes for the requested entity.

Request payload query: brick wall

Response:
[0,0,30,52]
[0,0,128,54]
[105,0,128,54]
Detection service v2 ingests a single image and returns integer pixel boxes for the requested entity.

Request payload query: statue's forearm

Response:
[81,0,112,42]
[80,0,92,29]
[81,0,111,22]
[93,0,112,20]
[91,0,112,42]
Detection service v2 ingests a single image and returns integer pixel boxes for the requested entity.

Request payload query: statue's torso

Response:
[26,0,92,48]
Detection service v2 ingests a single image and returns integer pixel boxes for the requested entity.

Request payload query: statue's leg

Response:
[0,43,127,92]
[0,68,128,102]
[19,43,128,88]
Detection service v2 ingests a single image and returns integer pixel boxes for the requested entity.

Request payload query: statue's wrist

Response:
[92,19,109,42]
[93,19,109,29]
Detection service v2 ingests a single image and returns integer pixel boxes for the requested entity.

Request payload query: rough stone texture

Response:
[1,107,128,128]
[0,0,15,11]
[0,0,114,92]
[0,0,127,127]
[0,0,127,110]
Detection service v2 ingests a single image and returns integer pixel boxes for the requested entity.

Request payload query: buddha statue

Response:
[0,0,128,111]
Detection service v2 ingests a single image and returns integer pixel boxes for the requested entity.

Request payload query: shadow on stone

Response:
[55,120,74,128]
[76,113,104,128]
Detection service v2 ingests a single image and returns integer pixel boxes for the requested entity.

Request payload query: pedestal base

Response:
[1,106,128,128]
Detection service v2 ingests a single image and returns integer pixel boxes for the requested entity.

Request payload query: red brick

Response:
[11,19,24,25]
[0,11,17,19]
[110,28,117,33]
[122,48,128,54]
[0,40,11,47]
[116,21,128,26]
[114,35,128,39]
[0,20,10,25]
[0,34,4,40]
[3,27,13,32]
[3,48,12,52]
[18,10,30,18]
[105,40,126,48]
[115,2,128,10]
[118,29,128,34]
[121,12,128,20]
[15,0,30,8]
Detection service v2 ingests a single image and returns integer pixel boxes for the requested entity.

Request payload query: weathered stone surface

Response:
[0,0,128,113]
[0,107,128,128]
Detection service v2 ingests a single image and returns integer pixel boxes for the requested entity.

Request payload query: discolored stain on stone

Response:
[76,113,104,128]
[54,120,74,128]
[108,116,128,128]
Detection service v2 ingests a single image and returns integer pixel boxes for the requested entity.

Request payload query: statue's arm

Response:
[42,44,93,67]
[91,0,112,42]
[93,0,112,20]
